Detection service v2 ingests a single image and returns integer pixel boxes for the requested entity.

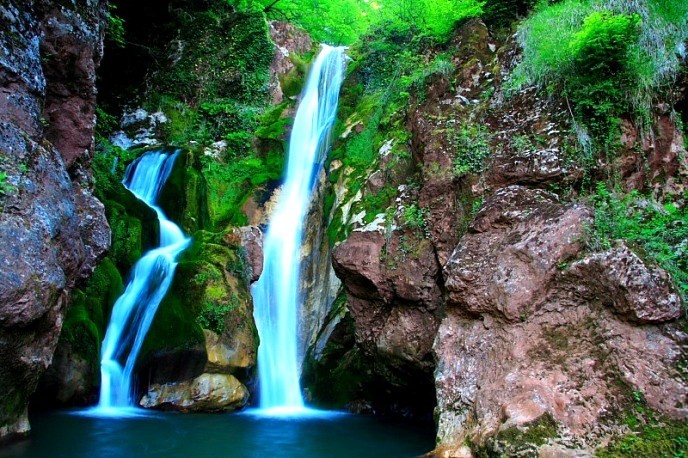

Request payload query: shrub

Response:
[591,183,688,301]
[450,123,491,175]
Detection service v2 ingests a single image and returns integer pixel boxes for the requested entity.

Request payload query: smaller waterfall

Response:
[95,149,189,413]
[252,45,346,415]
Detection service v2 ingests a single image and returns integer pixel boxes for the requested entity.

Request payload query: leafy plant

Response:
[196,300,237,334]
[0,172,14,197]
[402,204,428,234]
[106,4,126,48]
[590,183,688,301]
[450,123,492,175]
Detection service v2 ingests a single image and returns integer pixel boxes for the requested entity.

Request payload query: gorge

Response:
[1,0,688,457]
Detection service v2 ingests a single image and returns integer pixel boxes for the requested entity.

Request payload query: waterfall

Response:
[95,149,190,413]
[251,45,346,414]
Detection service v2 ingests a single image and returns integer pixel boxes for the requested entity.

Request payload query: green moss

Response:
[280,66,307,99]
[598,421,688,457]
[158,150,210,234]
[498,414,559,447]
[56,258,124,389]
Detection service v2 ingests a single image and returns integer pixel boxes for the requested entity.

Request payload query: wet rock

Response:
[109,109,167,150]
[204,329,254,375]
[139,373,248,412]
[0,0,108,440]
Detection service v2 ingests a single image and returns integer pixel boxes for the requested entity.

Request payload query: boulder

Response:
[139,373,248,412]
[434,187,688,454]
[443,185,592,322]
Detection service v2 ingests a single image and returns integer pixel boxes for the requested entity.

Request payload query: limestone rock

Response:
[139,373,248,412]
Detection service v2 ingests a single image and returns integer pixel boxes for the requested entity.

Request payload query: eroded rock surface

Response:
[0,0,108,441]
[435,189,687,453]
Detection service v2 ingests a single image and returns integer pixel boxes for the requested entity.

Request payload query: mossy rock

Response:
[474,414,559,457]
[158,150,210,234]
[137,232,258,388]
[59,257,123,366]
[34,258,124,406]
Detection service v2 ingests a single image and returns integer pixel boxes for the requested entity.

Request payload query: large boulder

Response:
[330,224,442,416]
[140,373,248,412]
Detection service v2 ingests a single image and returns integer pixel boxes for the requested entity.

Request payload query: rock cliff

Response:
[321,18,688,454]
[0,0,109,441]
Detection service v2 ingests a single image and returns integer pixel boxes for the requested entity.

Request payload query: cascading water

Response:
[251,45,346,414]
[95,149,190,414]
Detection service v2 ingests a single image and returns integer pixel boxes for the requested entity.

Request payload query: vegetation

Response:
[511,0,688,149]
[0,172,13,197]
[598,391,688,457]
[231,0,483,44]
[591,184,688,301]
[450,123,492,176]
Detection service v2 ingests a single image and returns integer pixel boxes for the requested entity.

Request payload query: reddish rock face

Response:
[38,1,106,169]
[325,16,687,456]
[332,227,442,396]
[435,188,687,452]
[618,113,688,197]
[444,186,592,322]
[0,0,108,441]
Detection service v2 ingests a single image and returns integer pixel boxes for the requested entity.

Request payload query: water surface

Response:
[1,409,434,457]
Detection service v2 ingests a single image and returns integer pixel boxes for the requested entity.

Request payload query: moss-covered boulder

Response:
[33,258,123,407]
[135,230,259,399]
[158,150,210,235]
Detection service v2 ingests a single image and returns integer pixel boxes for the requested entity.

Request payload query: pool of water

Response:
[0,409,435,458]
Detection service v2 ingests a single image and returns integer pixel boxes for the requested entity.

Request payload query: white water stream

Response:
[251,45,346,415]
[95,149,189,414]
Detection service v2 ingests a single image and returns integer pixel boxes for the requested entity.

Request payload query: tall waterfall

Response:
[252,45,346,414]
[96,149,190,413]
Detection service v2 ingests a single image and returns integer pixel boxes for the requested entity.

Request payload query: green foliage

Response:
[361,185,397,224]
[512,0,688,148]
[233,0,373,45]
[235,0,483,45]
[196,300,237,334]
[200,144,285,228]
[450,123,492,175]
[569,12,641,76]
[402,204,428,233]
[591,183,688,301]
[106,4,126,48]
[0,171,13,197]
